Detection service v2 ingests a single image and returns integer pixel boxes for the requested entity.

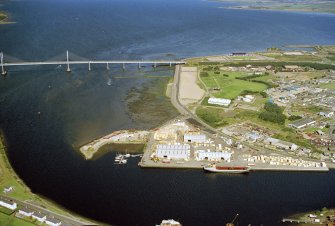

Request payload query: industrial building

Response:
[265,137,298,151]
[0,197,17,210]
[288,118,316,129]
[195,150,231,161]
[184,134,206,143]
[155,144,190,160]
[208,97,231,106]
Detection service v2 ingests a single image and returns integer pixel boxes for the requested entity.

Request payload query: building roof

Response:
[157,144,190,150]
[32,212,46,218]
[284,65,300,69]
[288,118,315,128]
[208,97,231,106]
[184,134,206,140]
[0,197,16,206]
[46,217,61,224]
[19,206,34,213]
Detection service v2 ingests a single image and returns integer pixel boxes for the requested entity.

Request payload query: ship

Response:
[203,165,251,174]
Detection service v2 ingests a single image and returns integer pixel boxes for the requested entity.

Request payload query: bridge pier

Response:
[169,62,172,67]
[0,52,7,76]
[153,63,157,68]
[122,63,125,70]
[138,63,141,69]
[66,50,71,72]
[88,62,91,71]
[106,63,109,70]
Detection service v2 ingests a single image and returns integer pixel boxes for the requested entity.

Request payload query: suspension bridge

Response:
[0,51,186,75]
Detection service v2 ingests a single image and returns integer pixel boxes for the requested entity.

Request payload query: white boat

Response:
[124,154,131,158]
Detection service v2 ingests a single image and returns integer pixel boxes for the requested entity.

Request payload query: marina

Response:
[114,153,143,165]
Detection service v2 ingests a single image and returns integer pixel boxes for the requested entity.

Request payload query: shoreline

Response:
[220,6,335,15]
[0,12,15,24]
[0,131,99,225]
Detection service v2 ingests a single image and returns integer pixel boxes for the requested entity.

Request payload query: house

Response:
[195,150,231,161]
[45,216,62,226]
[265,137,298,151]
[0,196,17,210]
[319,111,334,118]
[18,206,34,217]
[32,212,46,223]
[208,97,231,106]
[184,134,206,143]
[288,118,316,129]
[155,144,190,160]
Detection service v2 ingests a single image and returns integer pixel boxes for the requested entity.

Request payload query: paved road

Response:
[2,195,96,226]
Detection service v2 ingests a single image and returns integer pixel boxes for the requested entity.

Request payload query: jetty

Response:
[79,130,149,160]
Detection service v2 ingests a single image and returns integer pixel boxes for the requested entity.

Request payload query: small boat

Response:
[124,154,131,158]
[204,165,250,174]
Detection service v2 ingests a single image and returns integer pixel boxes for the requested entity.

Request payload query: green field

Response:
[200,71,268,99]
[0,212,35,226]
[319,82,335,90]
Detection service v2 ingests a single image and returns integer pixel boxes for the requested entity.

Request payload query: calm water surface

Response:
[0,0,335,225]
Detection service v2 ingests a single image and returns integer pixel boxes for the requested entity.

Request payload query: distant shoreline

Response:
[213,0,335,14]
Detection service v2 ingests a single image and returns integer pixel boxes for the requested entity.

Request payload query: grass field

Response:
[0,212,35,226]
[200,71,268,99]
[319,82,335,90]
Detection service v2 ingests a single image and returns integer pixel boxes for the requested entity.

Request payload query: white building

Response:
[32,212,46,223]
[155,144,190,160]
[184,134,206,143]
[208,97,231,106]
[18,207,34,217]
[45,217,62,226]
[195,150,231,161]
[0,197,17,210]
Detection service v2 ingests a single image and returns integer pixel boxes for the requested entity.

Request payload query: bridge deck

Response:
[3,60,186,66]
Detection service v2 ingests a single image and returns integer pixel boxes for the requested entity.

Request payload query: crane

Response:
[226,213,239,226]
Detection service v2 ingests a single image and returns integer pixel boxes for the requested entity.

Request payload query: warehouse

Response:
[288,118,316,129]
[195,150,231,161]
[184,134,206,143]
[208,97,231,106]
[265,137,298,151]
[155,144,190,160]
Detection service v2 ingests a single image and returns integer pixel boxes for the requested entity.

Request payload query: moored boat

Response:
[204,165,251,174]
